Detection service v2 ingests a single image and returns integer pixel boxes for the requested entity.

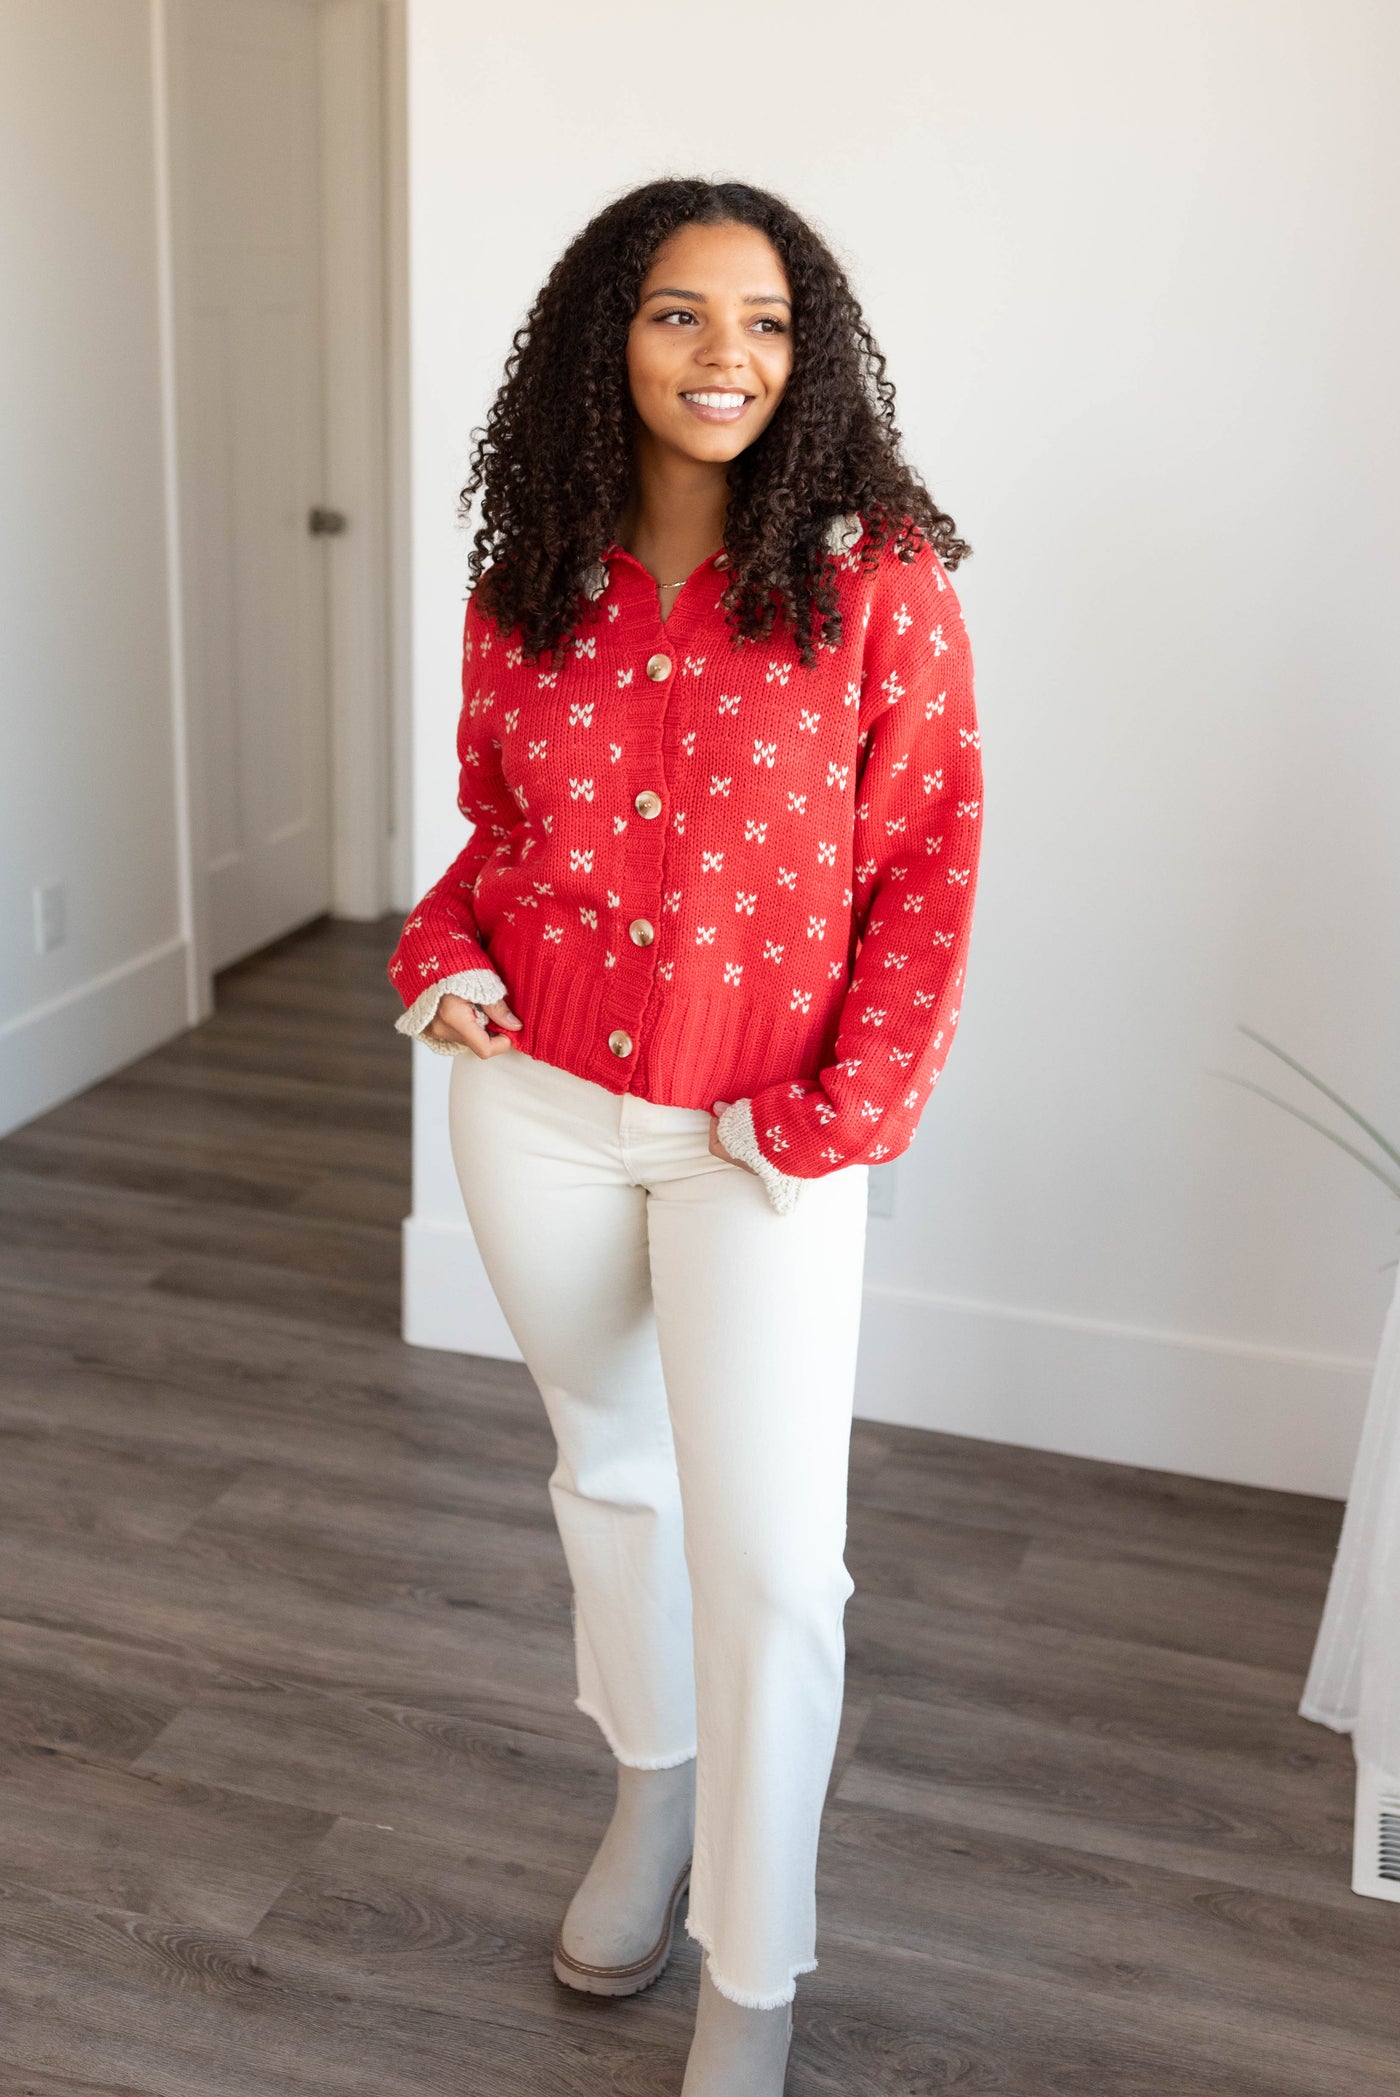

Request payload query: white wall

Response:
[0,0,194,1135]
[402,0,1400,1497]
[0,0,407,1134]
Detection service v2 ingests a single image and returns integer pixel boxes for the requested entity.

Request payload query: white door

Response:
[170,0,333,971]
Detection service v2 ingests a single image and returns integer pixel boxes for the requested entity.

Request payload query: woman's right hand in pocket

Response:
[424,991,523,1058]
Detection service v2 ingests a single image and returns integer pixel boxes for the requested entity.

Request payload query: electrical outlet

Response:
[867,1161,897,1218]
[33,881,67,954]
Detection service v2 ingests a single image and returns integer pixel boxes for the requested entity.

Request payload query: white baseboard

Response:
[401,1214,1367,1499]
[854,1280,1366,1499]
[0,936,192,1139]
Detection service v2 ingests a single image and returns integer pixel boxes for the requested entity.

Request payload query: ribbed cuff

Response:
[716,1098,804,1216]
[395,969,510,1056]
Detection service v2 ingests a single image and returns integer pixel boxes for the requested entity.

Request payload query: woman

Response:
[388,175,982,2096]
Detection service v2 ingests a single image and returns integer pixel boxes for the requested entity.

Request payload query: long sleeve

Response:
[722,540,982,1200]
[387,594,519,1023]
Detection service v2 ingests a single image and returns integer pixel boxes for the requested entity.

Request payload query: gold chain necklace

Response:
[662,548,727,589]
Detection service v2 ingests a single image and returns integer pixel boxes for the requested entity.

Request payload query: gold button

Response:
[646,652,672,681]
[634,789,662,819]
[629,918,654,946]
[608,1028,633,1057]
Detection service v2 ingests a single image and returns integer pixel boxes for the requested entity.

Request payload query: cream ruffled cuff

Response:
[716,1097,804,1216]
[395,969,510,1056]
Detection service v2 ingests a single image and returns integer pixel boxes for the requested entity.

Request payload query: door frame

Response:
[155,0,402,1023]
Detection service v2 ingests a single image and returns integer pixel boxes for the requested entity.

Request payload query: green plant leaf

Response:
[1207,1067,1400,1201]
[1236,1023,1400,1170]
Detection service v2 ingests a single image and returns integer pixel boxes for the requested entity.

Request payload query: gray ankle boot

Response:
[552,1758,696,1996]
[681,1954,795,2096]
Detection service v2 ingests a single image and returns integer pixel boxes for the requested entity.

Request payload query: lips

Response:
[679,389,755,424]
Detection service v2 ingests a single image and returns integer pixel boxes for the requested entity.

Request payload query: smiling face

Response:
[625,220,794,467]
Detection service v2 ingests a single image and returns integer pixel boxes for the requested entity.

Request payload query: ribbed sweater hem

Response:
[478,929,842,1132]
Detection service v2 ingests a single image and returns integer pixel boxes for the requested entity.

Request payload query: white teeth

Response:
[683,391,748,408]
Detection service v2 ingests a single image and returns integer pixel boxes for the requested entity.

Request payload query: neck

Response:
[614,430,729,579]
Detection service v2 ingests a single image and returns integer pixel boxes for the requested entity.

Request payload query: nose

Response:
[697,314,755,376]
[696,352,753,390]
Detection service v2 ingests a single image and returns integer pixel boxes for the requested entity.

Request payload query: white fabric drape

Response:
[1301,1263,1400,1785]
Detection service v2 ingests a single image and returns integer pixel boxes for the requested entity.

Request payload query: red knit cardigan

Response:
[388,512,983,1214]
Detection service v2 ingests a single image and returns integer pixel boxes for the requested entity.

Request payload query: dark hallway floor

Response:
[0,915,1392,2094]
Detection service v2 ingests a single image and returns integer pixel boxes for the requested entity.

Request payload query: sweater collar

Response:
[580,509,862,604]
[582,539,724,605]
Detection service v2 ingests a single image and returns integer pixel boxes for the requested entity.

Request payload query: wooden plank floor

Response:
[0,914,1392,2095]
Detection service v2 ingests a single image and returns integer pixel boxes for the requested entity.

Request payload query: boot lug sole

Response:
[552,1856,693,1996]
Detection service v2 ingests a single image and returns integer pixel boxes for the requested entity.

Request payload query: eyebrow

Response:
[642,285,792,311]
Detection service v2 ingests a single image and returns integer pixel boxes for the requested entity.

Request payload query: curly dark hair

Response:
[461,175,971,672]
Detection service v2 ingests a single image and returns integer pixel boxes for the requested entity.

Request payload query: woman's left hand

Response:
[709,1100,758,1174]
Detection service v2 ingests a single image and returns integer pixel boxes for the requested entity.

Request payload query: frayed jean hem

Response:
[685,1911,814,2009]
[575,1695,698,1771]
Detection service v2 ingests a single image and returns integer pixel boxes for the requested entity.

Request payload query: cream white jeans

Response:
[446,1045,870,2009]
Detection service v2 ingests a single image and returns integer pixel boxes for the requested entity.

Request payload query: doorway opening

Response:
[164,0,408,1010]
